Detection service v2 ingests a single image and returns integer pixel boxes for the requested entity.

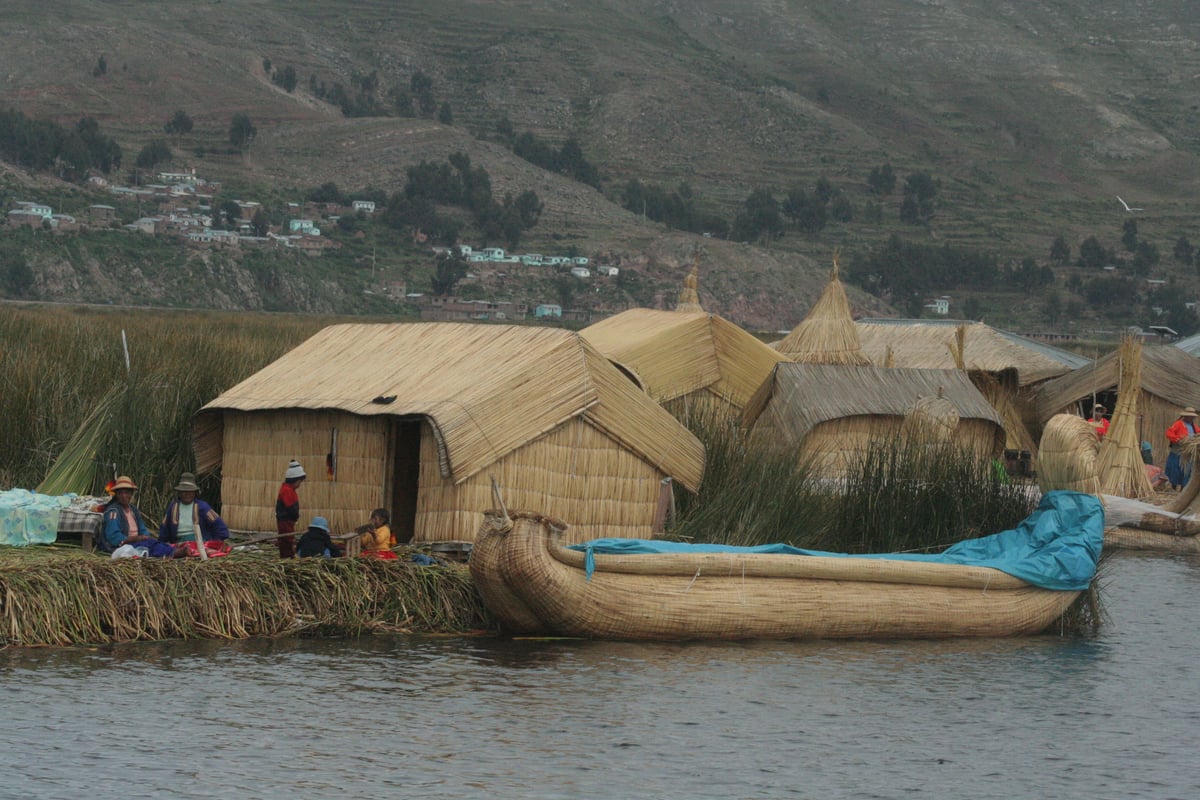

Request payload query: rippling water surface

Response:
[1,552,1197,800]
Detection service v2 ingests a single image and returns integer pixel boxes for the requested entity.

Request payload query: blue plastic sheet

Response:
[569,490,1104,590]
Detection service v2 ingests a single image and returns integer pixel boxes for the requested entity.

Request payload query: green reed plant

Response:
[669,402,1037,552]
[0,307,327,517]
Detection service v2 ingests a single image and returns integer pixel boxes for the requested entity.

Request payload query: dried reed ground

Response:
[0,546,489,648]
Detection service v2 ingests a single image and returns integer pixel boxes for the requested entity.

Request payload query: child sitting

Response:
[296,517,342,558]
[356,508,398,559]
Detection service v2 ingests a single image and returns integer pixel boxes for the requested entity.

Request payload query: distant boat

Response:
[470,492,1104,642]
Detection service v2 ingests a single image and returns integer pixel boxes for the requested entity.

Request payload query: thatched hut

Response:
[856,319,1089,455]
[580,308,787,417]
[194,323,705,545]
[771,254,871,365]
[1034,345,1200,469]
[742,363,1005,476]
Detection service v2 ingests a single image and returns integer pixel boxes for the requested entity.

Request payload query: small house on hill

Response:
[743,364,1005,477]
[194,323,705,544]
[1035,345,1200,466]
[581,308,788,417]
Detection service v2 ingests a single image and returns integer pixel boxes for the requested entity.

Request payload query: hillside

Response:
[1,0,1198,332]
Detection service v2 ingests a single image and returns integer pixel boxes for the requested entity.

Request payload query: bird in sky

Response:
[1116,196,1143,212]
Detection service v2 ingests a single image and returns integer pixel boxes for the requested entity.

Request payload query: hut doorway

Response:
[388,419,422,544]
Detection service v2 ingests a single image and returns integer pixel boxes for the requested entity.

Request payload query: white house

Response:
[570,266,591,278]
[521,254,544,266]
[596,265,619,277]
[289,219,320,236]
[924,296,950,316]
[15,201,53,219]
[481,247,506,261]
[572,256,590,266]
[535,304,563,318]
[352,200,376,214]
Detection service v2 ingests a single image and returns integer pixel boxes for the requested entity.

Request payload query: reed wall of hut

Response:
[743,364,1004,477]
[208,411,677,544]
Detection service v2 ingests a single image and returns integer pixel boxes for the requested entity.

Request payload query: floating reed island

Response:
[0,547,489,648]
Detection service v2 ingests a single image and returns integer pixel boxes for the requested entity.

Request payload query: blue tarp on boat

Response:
[568,490,1105,590]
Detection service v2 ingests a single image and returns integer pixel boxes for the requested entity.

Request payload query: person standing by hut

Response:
[1165,407,1199,490]
[275,460,306,558]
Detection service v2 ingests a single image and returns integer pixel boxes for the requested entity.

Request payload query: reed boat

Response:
[470,491,1105,642]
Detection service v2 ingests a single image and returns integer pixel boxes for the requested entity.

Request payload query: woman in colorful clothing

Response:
[1165,407,1199,491]
[1087,404,1109,439]
[358,507,397,558]
[275,460,305,558]
[158,472,230,555]
[100,475,166,555]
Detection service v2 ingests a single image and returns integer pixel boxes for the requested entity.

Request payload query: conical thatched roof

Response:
[856,319,1089,386]
[581,309,787,410]
[675,262,703,313]
[196,323,704,490]
[772,254,871,365]
[1096,336,1155,499]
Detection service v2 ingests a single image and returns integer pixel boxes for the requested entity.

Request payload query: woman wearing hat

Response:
[158,472,230,551]
[275,460,306,558]
[1165,407,1199,490]
[100,476,157,553]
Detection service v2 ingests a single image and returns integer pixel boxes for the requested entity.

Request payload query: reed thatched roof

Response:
[743,363,1004,439]
[581,309,787,408]
[771,255,871,365]
[856,319,1089,385]
[1034,345,1200,422]
[197,323,704,490]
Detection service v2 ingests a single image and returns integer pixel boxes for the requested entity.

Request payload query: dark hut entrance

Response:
[387,418,422,544]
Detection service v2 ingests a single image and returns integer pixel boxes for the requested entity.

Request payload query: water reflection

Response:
[0,552,1197,799]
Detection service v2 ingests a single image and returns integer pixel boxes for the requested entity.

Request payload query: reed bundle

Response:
[1096,336,1154,499]
[1036,414,1100,496]
[0,554,488,648]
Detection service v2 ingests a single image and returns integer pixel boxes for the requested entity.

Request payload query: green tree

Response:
[251,209,270,237]
[411,71,436,117]
[1050,236,1071,265]
[1077,236,1107,268]
[731,188,784,243]
[1044,291,1062,326]
[135,140,172,170]
[900,172,937,223]
[867,163,896,196]
[164,110,193,138]
[229,114,256,151]
[1122,219,1138,252]
[1132,241,1159,275]
[1173,235,1194,265]
[276,65,297,93]
[92,55,107,78]
[431,254,467,296]
[438,102,453,125]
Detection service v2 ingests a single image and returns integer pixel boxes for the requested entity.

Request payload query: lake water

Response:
[0,551,1197,800]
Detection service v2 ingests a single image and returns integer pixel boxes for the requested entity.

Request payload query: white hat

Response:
[285,460,306,480]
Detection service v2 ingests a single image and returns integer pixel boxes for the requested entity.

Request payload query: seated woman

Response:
[357,508,398,559]
[100,476,175,557]
[158,472,231,557]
